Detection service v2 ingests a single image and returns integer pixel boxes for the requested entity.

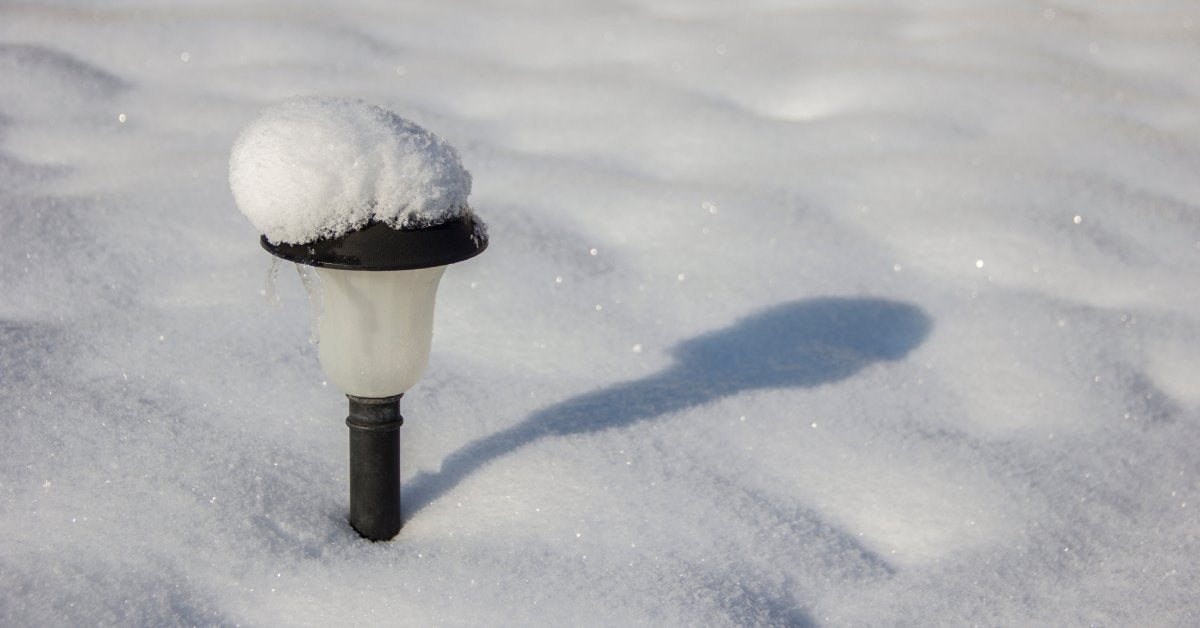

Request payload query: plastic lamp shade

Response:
[260,217,485,540]
[261,217,486,396]
[314,265,446,398]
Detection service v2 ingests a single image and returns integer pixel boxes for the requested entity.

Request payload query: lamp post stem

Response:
[346,394,404,541]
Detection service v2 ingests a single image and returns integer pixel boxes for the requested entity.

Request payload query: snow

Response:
[230,96,473,244]
[2,1,1199,625]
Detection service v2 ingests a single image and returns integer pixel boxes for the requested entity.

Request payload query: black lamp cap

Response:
[261,213,487,271]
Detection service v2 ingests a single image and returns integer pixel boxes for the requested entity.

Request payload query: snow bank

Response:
[229,96,472,244]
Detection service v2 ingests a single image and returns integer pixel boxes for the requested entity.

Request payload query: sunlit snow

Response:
[1,1,1198,626]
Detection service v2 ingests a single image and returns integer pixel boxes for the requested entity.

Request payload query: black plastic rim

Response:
[260,214,487,271]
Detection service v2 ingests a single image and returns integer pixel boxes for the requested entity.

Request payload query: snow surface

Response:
[2,1,1199,626]
[230,96,473,244]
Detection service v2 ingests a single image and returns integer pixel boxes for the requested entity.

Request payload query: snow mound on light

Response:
[229,96,472,244]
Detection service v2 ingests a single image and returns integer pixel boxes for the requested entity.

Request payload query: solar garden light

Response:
[229,97,487,541]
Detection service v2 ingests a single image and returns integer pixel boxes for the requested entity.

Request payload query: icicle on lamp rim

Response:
[260,214,487,271]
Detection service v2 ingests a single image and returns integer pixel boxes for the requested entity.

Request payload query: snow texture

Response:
[2,1,1200,626]
[230,96,472,244]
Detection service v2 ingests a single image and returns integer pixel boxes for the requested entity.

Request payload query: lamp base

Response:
[346,394,404,541]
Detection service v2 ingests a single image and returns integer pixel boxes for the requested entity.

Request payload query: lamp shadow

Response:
[404,297,932,517]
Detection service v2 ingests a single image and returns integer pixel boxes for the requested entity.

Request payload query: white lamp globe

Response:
[262,218,487,397]
[314,264,446,398]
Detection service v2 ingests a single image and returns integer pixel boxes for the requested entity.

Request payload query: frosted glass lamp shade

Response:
[314,266,446,398]
[258,216,485,398]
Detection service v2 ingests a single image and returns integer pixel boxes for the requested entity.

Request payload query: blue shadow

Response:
[405,297,932,515]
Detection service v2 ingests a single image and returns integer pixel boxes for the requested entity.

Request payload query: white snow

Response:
[230,96,472,244]
[2,1,1199,626]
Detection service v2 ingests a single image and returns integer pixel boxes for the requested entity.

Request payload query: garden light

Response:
[230,97,487,540]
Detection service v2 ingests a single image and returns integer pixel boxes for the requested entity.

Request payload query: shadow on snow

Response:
[405,297,932,517]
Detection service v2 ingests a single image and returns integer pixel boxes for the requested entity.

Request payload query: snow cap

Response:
[230,96,473,244]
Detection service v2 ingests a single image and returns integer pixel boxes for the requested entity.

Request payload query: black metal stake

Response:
[346,394,404,541]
